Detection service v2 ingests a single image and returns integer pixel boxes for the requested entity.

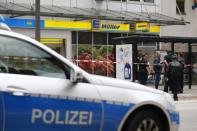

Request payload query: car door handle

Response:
[7,85,30,96]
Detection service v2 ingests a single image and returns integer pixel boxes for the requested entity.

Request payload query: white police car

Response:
[0,22,179,131]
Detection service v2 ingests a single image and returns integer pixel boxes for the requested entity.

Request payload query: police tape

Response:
[0,56,196,68]
[71,59,197,68]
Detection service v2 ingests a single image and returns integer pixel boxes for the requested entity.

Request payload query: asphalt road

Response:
[175,100,197,131]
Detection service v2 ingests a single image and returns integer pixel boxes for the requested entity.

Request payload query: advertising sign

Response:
[116,44,133,81]
[4,18,44,28]
[130,23,135,32]
[100,23,129,32]
[45,20,91,30]
[135,22,150,32]
[92,19,101,32]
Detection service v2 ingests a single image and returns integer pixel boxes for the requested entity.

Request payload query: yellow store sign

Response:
[44,19,158,33]
[40,38,64,45]
[135,22,150,32]
[45,20,91,30]
[150,26,160,33]
[45,19,130,32]
[100,23,130,32]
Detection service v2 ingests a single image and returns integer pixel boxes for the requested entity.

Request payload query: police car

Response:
[0,21,179,131]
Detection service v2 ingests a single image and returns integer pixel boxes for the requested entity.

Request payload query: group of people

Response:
[137,51,185,101]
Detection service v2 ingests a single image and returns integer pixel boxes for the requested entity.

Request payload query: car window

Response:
[0,35,70,79]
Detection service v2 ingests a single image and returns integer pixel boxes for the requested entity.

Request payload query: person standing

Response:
[163,50,172,92]
[178,53,185,93]
[167,54,182,101]
[153,52,162,89]
[138,54,150,85]
[134,55,141,82]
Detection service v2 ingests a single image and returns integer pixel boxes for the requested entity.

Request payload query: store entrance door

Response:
[40,38,66,57]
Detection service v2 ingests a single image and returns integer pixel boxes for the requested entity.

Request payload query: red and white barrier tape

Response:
[0,56,196,68]
[72,59,197,68]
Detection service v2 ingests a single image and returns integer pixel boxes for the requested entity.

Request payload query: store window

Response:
[72,32,93,73]
[72,32,116,77]
[176,0,185,14]
[144,0,154,3]
[138,42,157,65]
[172,44,197,85]
[78,32,92,44]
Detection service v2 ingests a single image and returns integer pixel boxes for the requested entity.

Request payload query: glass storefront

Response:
[71,32,197,85]
[72,31,159,79]
[72,31,119,77]
[137,42,157,65]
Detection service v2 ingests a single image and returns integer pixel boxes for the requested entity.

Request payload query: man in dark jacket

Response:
[168,54,182,101]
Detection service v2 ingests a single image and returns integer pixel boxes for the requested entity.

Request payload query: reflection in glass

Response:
[72,32,115,77]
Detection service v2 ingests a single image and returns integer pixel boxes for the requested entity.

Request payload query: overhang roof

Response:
[112,35,197,43]
[0,2,187,25]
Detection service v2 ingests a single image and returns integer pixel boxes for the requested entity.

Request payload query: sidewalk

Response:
[177,86,197,100]
[149,85,197,100]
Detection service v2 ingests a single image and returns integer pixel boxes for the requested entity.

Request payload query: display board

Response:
[116,44,133,81]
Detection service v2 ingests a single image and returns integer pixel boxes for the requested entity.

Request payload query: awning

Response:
[112,35,197,43]
[0,2,186,25]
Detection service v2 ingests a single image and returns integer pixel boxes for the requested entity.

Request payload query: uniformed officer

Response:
[167,54,182,101]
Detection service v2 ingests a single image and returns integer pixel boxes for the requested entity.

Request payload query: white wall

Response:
[160,0,177,17]
[161,0,197,37]
[88,0,160,13]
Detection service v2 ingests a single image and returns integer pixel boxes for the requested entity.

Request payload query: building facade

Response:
[1,0,196,83]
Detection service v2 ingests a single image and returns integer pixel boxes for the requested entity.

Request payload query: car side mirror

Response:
[70,69,83,83]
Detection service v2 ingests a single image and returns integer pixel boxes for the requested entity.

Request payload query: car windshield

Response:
[0,35,68,79]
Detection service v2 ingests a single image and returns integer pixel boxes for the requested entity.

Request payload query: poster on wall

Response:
[116,44,133,81]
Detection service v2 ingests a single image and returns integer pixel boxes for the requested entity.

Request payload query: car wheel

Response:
[126,110,165,131]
